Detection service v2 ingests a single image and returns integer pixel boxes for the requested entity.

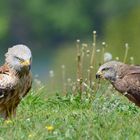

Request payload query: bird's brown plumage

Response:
[0,45,32,119]
[96,61,140,107]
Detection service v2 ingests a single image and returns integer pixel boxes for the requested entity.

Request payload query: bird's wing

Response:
[113,71,140,106]
[125,66,140,75]
[118,65,140,79]
[0,65,16,100]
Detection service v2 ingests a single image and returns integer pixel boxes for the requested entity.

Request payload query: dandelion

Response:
[82,44,88,52]
[61,65,65,69]
[82,43,87,47]
[28,134,32,138]
[125,43,129,49]
[102,42,106,46]
[96,49,100,53]
[86,50,90,56]
[90,65,93,69]
[28,133,35,138]
[104,52,112,62]
[93,30,96,34]
[77,78,81,82]
[115,57,119,61]
[46,125,54,131]
[130,56,134,64]
[76,39,80,43]
[130,57,134,61]
[26,118,30,122]
[49,70,54,78]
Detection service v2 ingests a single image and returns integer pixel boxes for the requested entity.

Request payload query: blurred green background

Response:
[0,0,140,81]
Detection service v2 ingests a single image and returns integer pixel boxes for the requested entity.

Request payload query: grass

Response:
[24,31,140,140]
[1,32,137,140]
[1,86,140,140]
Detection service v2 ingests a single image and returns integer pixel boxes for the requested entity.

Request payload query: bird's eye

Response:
[15,56,24,62]
[102,67,110,71]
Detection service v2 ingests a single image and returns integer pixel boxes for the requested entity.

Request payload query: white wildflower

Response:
[96,49,100,52]
[125,43,129,49]
[49,70,54,78]
[115,57,119,61]
[104,52,112,62]
[61,65,65,69]
[102,42,106,46]
[93,31,96,34]
[130,57,134,61]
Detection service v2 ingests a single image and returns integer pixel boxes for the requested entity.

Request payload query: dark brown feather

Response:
[113,67,140,107]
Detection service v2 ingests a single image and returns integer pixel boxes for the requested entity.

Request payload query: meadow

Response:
[1,87,140,140]
[1,32,140,140]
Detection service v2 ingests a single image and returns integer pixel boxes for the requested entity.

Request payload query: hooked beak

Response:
[21,60,30,66]
[96,70,103,79]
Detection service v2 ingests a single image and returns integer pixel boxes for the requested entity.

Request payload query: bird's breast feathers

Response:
[0,71,32,101]
[0,73,18,88]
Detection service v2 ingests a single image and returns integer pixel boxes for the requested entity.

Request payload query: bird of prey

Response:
[96,61,140,107]
[0,45,32,119]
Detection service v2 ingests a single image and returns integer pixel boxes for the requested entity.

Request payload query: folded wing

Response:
[113,67,140,106]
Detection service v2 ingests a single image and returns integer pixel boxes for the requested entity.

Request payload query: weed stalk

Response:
[123,43,129,63]
[61,65,66,95]
[76,40,83,96]
[89,31,96,88]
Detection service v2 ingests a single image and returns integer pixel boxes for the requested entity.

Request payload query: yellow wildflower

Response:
[4,120,12,124]
[28,133,34,138]
[46,125,54,131]
[28,134,32,138]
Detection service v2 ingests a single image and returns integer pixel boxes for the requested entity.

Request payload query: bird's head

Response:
[96,61,124,82]
[5,45,32,73]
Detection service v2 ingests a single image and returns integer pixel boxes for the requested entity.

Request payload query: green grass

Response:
[0,86,140,140]
[22,32,138,140]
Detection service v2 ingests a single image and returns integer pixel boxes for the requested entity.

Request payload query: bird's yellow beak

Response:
[96,70,104,79]
[21,60,30,66]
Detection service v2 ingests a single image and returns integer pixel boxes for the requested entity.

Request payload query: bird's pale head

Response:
[5,45,32,72]
[96,61,124,82]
